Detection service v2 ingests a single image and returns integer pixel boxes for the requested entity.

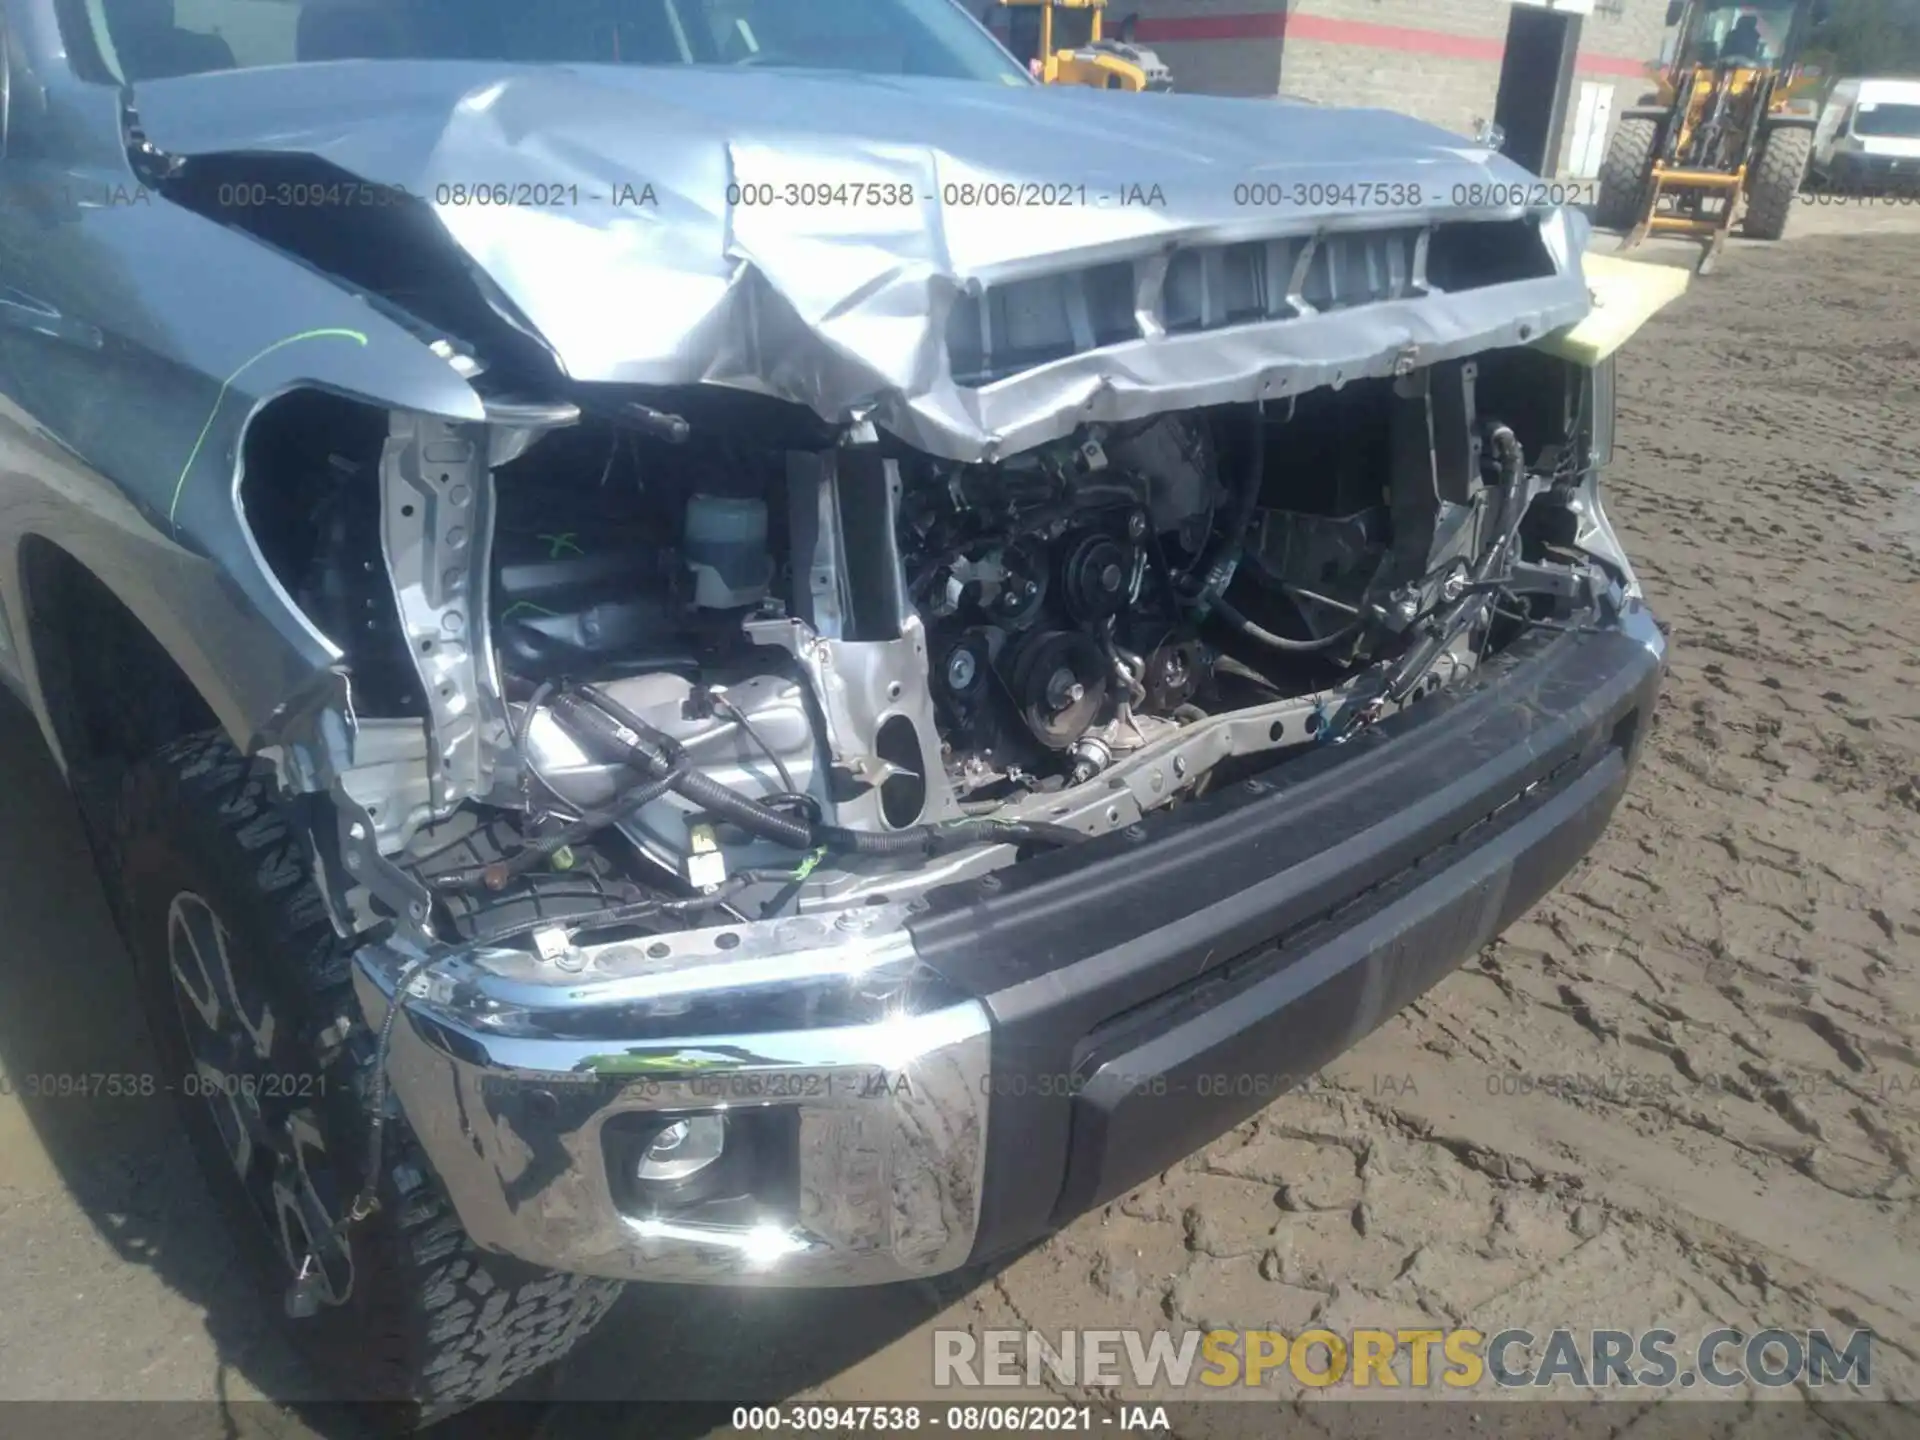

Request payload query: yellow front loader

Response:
[1594,0,1830,273]
[982,0,1173,91]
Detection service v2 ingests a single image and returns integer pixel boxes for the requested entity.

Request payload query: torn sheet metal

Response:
[133,64,1594,463]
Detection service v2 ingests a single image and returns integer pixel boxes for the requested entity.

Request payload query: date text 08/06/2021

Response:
[19,175,1614,212]
[728,1406,1159,1434]
[477,1065,1359,1102]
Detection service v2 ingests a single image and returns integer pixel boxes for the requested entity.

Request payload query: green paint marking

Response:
[500,600,562,621]
[167,327,370,532]
[540,531,585,559]
[579,1053,732,1075]
[791,846,829,882]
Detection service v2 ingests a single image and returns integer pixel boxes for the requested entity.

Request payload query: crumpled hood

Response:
[134,63,1592,460]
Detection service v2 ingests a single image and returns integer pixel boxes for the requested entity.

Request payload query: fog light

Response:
[635,1115,726,1182]
[604,1106,796,1222]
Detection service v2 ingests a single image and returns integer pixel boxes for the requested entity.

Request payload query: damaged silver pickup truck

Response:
[0,0,1665,1421]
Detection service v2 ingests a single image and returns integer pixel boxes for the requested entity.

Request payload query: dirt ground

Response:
[0,205,1915,1435]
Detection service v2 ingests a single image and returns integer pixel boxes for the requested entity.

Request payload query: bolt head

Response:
[946,648,978,691]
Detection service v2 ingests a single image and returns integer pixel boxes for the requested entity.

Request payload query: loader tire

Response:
[1744,125,1812,241]
[1594,117,1660,232]
[105,731,623,1427]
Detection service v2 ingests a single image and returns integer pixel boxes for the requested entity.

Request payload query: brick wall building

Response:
[1132,0,1673,176]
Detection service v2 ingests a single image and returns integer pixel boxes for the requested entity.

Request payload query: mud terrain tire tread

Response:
[1595,117,1660,232]
[1744,125,1811,241]
[106,731,622,1426]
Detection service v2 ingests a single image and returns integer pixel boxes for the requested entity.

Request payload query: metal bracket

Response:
[334,718,437,855]
[786,449,848,639]
[1506,559,1592,601]
[745,615,961,831]
[296,782,435,939]
[379,412,509,818]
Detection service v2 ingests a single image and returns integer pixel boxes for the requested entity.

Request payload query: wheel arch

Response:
[17,535,224,783]
[4,380,403,785]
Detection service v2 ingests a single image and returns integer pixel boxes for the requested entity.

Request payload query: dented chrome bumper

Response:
[350,904,991,1285]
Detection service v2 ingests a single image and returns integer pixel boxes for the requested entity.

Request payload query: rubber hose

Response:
[758,790,825,824]
[1212,595,1363,654]
[669,762,818,846]
[521,763,688,863]
[1474,425,1526,584]
[558,686,816,850]
[1193,404,1267,610]
[558,690,1090,859]
[427,757,696,894]
[547,687,683,773]
[1224,404,1267,548]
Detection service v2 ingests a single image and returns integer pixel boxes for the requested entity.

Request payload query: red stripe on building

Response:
[1134,11,1291,40]
[1132,12,1650,79]
[1578,52,1652,77]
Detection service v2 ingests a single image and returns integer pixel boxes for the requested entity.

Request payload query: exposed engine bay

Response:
[254,347,1627,949]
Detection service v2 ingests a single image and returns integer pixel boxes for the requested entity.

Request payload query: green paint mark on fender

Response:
[167,327,370,532]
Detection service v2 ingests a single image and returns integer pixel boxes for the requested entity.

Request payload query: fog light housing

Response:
[636,1115,726,1182]
[604,1106,799,1223]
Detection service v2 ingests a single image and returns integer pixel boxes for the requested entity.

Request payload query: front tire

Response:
[106,732,622,1426]
[1744,124,1812,240]
[1595,116,1661,232]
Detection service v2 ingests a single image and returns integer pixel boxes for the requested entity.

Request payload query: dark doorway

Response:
[1494,5,1584,176]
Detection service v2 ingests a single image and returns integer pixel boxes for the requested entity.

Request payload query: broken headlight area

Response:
[245,346,1629,955]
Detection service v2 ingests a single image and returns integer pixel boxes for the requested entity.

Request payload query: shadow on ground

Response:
[0,692,967,1437]
[531,1272,978,1440]
[0,691,319,1424]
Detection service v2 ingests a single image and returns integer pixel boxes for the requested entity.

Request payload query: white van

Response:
[1812,77,1920,191]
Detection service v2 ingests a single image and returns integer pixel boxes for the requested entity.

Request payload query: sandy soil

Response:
[0,207,1914,1435]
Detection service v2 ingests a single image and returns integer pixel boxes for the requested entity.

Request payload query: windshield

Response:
[1682,3,1798,65]
[69,0,1028,84]
[1853,102,1920,138]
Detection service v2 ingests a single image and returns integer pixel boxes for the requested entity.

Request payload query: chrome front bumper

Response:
[351,902,991,1285]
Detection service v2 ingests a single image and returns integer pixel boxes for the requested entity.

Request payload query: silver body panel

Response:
[130,65,1594,466]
